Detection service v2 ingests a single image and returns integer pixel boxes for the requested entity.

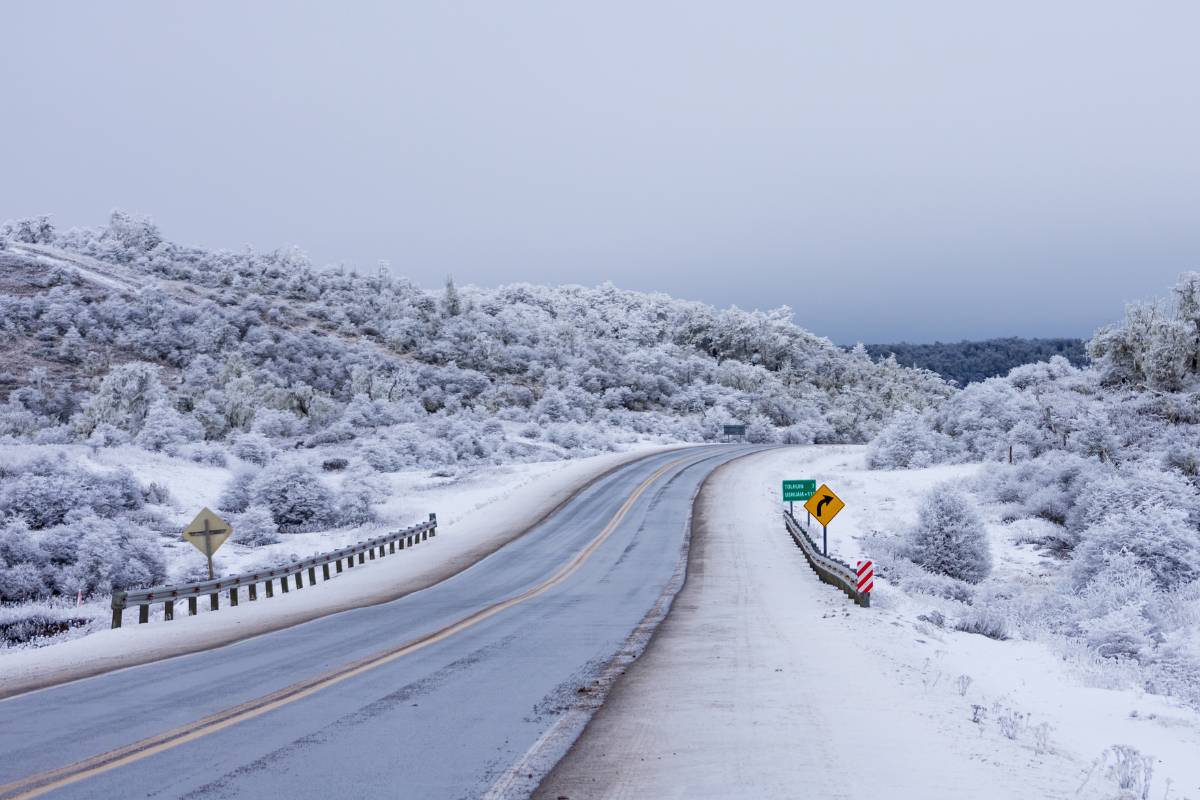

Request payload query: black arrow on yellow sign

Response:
[815,494,834,516]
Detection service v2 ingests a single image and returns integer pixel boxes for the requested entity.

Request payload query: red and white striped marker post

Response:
[856,560,874,597]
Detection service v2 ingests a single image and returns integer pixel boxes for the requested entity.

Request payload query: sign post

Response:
[803,483,845,556]
[182,507,233,580]
[781,479,816,516]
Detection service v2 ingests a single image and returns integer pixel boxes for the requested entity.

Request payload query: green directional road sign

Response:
[782,480,816,502]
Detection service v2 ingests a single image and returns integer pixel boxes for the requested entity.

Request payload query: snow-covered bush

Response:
[252,408,304,438]
[247,461,336,529]
[232,432,274,466]
[232,506,281,546]
[954,606,1010,640]
[904,485,992,583]
[1072,506,1200,592]
[867,410,953,469]
[0,458,143,530]
[135,400,203,452]
[217,467,259,514]
[76,362,165,436]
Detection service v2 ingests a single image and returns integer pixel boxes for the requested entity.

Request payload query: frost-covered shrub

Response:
[0,459,143,530]
[232,506,280,546]
[304,421,356,447]
[252,408,303,438]
[181,442,228,467]
[1067,466,1200,538]
[361,442,407,472]
[45,515,166,595]
[251,462,336,528]
[77,362,165,436]
[0,512,166,603]
[32,425,75,445]
[0,562,48,602]
[905,485,992,583]
[983,452,1100,535]
[954,606,1010,640]
[135,401,202,452]
[217,467,259,514]
[867,410,953,469]
[232,433,274,466]
[1072,506,1200,592]
[1164,443,1200,479]
[86,423,130,448]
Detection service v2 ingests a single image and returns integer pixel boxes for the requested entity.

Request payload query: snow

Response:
[538,445,1200,800]
[0,444,680,699]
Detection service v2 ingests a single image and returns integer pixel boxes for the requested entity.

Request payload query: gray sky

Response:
[3,2,1198,344]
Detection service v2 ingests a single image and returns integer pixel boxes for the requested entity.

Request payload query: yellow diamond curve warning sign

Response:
[803,484,845,527]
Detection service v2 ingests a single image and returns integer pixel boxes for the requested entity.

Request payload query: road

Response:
[0,445,760,800]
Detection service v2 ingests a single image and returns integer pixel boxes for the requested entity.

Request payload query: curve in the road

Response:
[0,445,761,800]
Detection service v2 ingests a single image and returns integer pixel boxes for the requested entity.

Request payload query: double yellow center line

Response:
[0,455,687,800]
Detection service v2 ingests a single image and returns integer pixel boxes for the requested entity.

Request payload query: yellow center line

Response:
[0,455,689,800]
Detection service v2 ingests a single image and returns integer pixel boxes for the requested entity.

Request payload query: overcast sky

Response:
[3,2,1198,343]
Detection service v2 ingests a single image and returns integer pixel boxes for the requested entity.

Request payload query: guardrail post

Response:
[139,605,150,624]
[323,563,331,580]
[399,537,405,550]
[164,600,174,621]
[308,566,317,584]
[336,558,344,573]
[265,578,274,598]
[429,513,437,536]
[390,541,396,554]
[111,591,126,629]
[358,552,365,565]
[188,597,198,615]
[369,547,376,560]
[281,575,289,593]
[230,587,239,607]
[249,583,258,601]
[210,591,219,611]
[295,571,303,589]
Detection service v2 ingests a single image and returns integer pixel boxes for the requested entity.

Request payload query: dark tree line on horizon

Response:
[861,337,1089,386]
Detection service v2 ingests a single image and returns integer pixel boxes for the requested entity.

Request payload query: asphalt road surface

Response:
[0,445,760,800]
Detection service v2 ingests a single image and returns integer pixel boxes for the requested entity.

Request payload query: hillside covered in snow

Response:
[865,273,1200,708]
[0,211,949,637]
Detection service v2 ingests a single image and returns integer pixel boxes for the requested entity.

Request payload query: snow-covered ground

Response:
[537,445,1200,800]
[0,444,680,698]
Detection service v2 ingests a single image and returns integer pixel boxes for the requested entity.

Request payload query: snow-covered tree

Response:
[905,485,992,583]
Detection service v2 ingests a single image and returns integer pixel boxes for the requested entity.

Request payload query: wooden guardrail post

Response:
[139,605,150,624]
[189,597,198,615]
[230,587,239,607]
[249,583,258,601]
[111,591,126,629]
[210,591,219,611]
[323,563,331,580]
[164,600,174,621]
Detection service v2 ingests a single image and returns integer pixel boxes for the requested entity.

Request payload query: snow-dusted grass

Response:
[774,446,1200,797]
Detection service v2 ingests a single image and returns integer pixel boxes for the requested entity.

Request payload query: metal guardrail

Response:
[111,514,437,628]
[783,511,870,608]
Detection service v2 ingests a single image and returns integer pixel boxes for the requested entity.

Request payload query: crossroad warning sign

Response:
[803,484,845,527]
[182,507,232,579]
